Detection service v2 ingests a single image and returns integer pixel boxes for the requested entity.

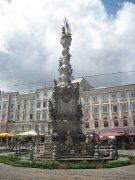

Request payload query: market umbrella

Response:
[0,133,16,148]
[0,133,16,138]
[16,130,39,137]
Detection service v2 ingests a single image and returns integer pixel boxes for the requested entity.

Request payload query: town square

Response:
[0,0,135,179]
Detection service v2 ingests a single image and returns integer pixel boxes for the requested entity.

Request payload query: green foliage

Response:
[15,160,31,167]
[0,154,15,164]
[80,161,90,169]
[7,154,15,162]
[20,152,29,157]
[63,161,97,169]
[14,160,59,169]
[104,157,130,168]
[0,154,135,169]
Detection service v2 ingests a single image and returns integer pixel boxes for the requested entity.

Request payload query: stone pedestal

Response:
[51,121,85,143]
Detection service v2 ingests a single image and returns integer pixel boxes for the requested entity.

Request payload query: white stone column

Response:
[127,91,132,127]
[118,92,122,127]
[0,98,3,120]
[13,95,17,124]
[99,95,103,129]
[90,96,94,130]
[108,93,113,128]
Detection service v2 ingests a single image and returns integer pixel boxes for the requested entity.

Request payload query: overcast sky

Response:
[0,0,135,92]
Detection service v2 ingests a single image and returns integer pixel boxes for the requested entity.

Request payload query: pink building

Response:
[0,91,18,132]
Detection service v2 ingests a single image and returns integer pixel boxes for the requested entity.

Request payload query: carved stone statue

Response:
[77,103,83,119]
[48,100,55,120]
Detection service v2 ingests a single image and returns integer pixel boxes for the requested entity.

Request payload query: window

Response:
[41,125,45,131]
[35,125,39,131]
[93,106,99,114]
[94,121,99,128]
[123,119,128,126]
[1,125,5,130]
[17,114,19,120]
[42,112,47,119]
[2,114,6,119]
[17,104,20,110]
[37,102,41,108]
[28,125,31,130]
[120,92,126,99]
[11,96,14,100]
[92,96,98,102]
[22,125,24,131]
[24,104,26,109]
[36,113,40,120]
[25,124,28,130]
[111,93,117,100]
[3,103,7,109]
[130,91,135,98]
[104,121,109,127]
[84,106,90,114]
[131,103,135,111]
[43,101,47,107]
[121,104,127,112]
[114,120,119,127]
[112,105,118,112]
[10,114,13,119]
[11,104,14,109]
[48,124,51,130]
[84,97,89,103]
[30,103,34,108]
[30,114,33,120]
[101,94,108,101]
[85,120,89,128]
[23,114,26,120]
[102,105,108,113]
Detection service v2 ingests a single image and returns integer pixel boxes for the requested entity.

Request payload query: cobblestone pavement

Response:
[0,163,135,180]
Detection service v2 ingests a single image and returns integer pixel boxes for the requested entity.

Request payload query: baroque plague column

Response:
[48,20,85,145]
[35,20,96,158]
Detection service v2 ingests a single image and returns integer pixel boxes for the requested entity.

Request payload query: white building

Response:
[13,87,52,133]
[13,78,89,133]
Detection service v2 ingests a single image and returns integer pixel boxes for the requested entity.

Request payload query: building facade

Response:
[13,78,90,134]
[81,84,135,134]
[0,80,135,135]
[13,88,52,133]
[0,91,18,132]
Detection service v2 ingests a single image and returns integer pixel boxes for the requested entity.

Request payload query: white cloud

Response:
[0,0,135,92]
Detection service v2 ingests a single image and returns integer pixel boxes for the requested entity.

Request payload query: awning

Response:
[128,133,135,137]
[99,135,109,141]
[0,133,16,138]
[100,132,122,137]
